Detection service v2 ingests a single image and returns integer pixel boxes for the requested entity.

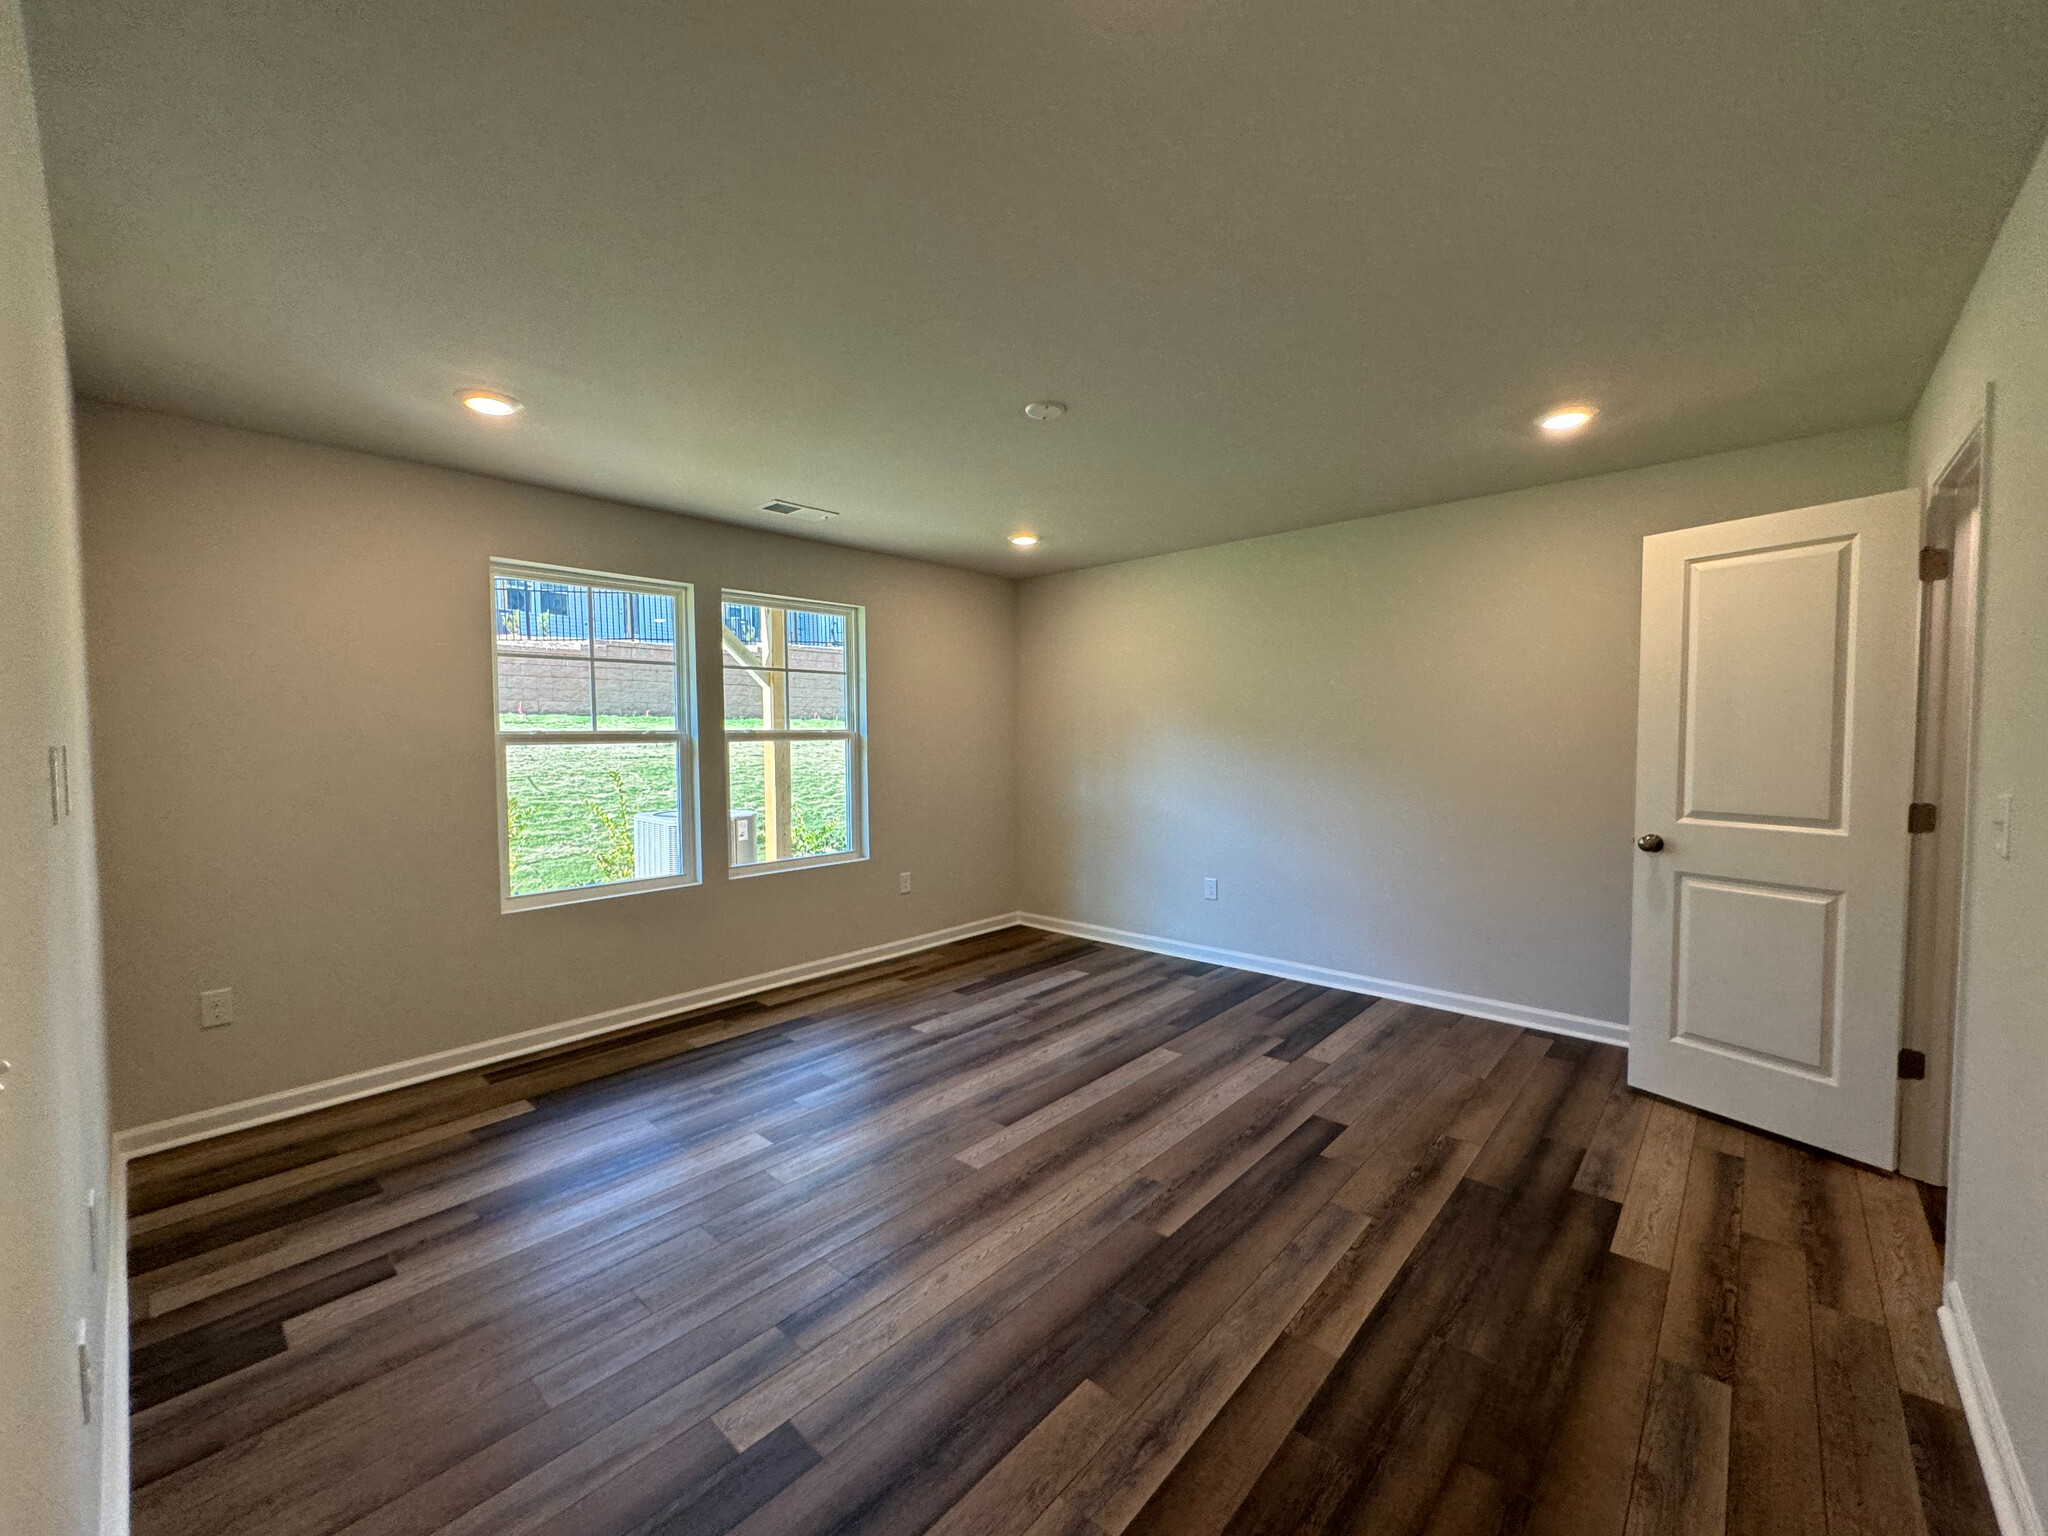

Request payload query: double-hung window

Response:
[493,561,698,908]
[720,592,866,873]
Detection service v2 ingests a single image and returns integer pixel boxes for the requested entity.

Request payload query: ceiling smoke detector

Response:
[760,499,840,523]
[1023,401,1067,421]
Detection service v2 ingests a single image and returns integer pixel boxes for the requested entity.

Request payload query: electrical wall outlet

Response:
[1203,877,1219,901]
[1993,791,2015,859]
[200,987,236,1029]
[898,871,913,894]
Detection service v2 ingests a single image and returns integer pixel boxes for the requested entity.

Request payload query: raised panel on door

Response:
[1681,538,1850,828]
[1673,875,1838,1074]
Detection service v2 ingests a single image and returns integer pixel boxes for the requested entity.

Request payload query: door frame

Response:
[1898,399,1991,1189]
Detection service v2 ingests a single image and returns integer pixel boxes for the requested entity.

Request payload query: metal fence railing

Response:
[495,579,675,644]
[721,601,844,650]
[492,581,844,651]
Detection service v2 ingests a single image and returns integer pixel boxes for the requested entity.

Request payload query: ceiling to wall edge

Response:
[70,393,1918,584]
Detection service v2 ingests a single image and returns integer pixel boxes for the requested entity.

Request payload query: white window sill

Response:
[726,850,868,880]
[502,871,700,913]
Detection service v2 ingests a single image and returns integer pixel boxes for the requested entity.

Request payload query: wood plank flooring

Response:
[125,926,2000,1536]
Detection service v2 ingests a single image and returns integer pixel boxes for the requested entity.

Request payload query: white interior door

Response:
[1629,490,1920,1168]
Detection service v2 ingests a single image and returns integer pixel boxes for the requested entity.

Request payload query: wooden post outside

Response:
[762,609,790,860]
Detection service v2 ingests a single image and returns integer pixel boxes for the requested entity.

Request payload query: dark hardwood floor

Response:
[124,926,1998,1536]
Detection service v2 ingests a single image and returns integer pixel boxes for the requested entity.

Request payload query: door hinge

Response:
[1908,802,1938,834]
[1898,1047,1927,1081]
[1920,546,1952,582]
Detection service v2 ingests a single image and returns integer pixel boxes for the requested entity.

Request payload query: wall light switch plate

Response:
[1203,877,1219,901]
[200,987,236,1029]
[48,745,67,824]
[898,872,912,894]
[1993,790,2014,859]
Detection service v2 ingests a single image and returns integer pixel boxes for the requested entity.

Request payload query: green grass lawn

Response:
[503,716,850,894]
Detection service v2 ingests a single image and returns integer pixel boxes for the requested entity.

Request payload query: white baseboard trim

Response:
[99,1143,130,1536]
[1941,1280,2044,1536]
[1016,913,1627,1047]
[113,912,1026,1160]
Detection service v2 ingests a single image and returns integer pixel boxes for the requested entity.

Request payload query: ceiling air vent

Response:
[760,499,840,523]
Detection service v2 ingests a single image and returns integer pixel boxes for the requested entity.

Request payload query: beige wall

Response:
[1016,425,1906,1028]
[0,2,113,1529]
[1910,133,2048,1526]
[79,404,1018,1130]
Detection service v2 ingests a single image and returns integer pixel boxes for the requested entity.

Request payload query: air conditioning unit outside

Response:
[632,811,680,879]
[730,809,759,866]
[629,809,760,879]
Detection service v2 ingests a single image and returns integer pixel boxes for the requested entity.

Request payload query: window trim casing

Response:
[719,588,868,878]
[492,558,701,913]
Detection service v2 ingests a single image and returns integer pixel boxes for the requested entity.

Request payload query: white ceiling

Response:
[22,0,2047,574]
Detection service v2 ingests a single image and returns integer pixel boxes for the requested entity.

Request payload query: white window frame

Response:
[493,558,701,912]
[720,589,868,877]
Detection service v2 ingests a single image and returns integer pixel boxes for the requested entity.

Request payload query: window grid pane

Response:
[495,578,591,654]
[595,661,677,730]
[788,738,852,856]
[498,654,593,730]
[722,602,769,667]
[786,608,847,671]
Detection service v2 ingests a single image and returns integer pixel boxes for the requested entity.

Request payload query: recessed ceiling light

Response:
[1539,406,1595,434]
[1009,533,1040,548]
[1023,401,1067,422]
[459,389,523,418]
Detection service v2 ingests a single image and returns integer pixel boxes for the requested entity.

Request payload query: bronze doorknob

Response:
[1637,834,1665,852]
